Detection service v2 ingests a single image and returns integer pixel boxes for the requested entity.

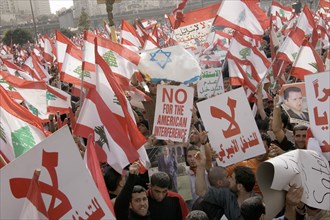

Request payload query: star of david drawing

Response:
[149,49,172,69]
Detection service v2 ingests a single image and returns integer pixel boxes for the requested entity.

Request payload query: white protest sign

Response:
[0,126,115,220]
[257,150,330,220]
[197,68,224,99]
[197,87,265,167]
[173,18,214,49]
[305,72,330,160]
[153,85,194,142]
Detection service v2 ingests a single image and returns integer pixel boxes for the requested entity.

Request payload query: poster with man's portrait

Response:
[279,83,310,125]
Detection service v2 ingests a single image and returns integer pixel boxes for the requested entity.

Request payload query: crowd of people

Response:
[1,1,329,220]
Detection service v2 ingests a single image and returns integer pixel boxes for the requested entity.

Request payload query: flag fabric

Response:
[142,33,161,51]
[213,0,269,40]
[312,15,330,50]
[0,71,47,114]
[46,85,71,114]
[43,34,56,63]
[120,20,143,52]
[290,41,326,80]
[0,58,34,80]
[320,0,330,9]
[22,53,50,81]
[141,18,157,30]
[56,31,77,73]
[75,47,149,173]
[103,20,111,38]
[82,31,96,73]
[138,45,201,84]
[270,1,293,22]
[295,5,316,38]
[227,32,270,85]
[18,170,48,219]
[96,35,140,80]
[325,49,330,70]
[172,0,188,29]
[85,134,115,216]
[276,29,304,63]
[0,85,47,162]
[60,44,96,89]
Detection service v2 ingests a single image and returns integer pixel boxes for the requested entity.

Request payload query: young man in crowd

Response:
[114,162,151,220]
[147,172,189,220]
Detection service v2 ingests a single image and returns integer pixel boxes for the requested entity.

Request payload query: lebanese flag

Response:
[311,15,330,49]
[103,20,111,38]
[0,85,47,162]
[213,0,269,40]
[290,41,326,80]
[96,36,140,80]
[74,49,149,173]
[55,31,77,73]
[142,33,161,51]
[0,71,47,114]
[60,45,96,89]
[277,29,304,63]
[46,85,71,114]
[295,5,316,37]
[134,20,148,41]
[18,170,48,219]
[82,31,96,73]
[141,18,157,30]
[43,34,56,63]
[228,32,270,81]
[85,134,115,216]
[0,58,34,80]
[120,20,143,52]
[320,0,330,8]
[270,1,293,22]
[22,53,50,81]
[172,0,188,29]
[0,75,24,102]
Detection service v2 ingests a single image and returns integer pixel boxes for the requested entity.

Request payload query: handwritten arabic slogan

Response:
[173,18,214,48]
[153,85,194,142]
[197,87,265,167]
[0,126,115,220]
[257,150,330,220]
[197,68,224,99]
[305,72,330,161]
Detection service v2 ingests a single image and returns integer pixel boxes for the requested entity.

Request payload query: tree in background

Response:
[78,8,90,31]
[3,29,34,46]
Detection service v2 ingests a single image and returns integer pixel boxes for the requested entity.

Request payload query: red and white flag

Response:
[43,34,56,64]
[0,58,33,80]
[56,31,77,73]
[295,5,316,37]
[277,29,304,63]
[0,85,47,162]
[0,70,47,114]
[85,134,115,216]
[227,32,270,84]
[290,41,326,80]
[270,1,293,22]
[142,33,161,51]
[325,49,330,70]
[141,18,157,30]
[22,53,50,81]
[120,20,143,52]
[75,48,149,173]
[213,0,269,40]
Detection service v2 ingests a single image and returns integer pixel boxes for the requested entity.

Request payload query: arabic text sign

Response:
[305,72,330,160]
[197,87,265,167]
[153,85,194,142]
[197,68,224,99]
[0,126,115,220]
[257,150,330,219]
[173,18,214,48]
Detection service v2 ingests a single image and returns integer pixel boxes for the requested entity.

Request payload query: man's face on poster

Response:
[284,91,303,112]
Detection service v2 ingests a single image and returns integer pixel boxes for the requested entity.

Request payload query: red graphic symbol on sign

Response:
[312,80,329,130]
[210,97,241,138]
[10,150,72,219]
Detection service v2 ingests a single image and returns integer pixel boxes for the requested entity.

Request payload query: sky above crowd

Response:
[49,0,73,14]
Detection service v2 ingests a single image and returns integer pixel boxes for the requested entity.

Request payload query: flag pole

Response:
[0,154,7,166]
